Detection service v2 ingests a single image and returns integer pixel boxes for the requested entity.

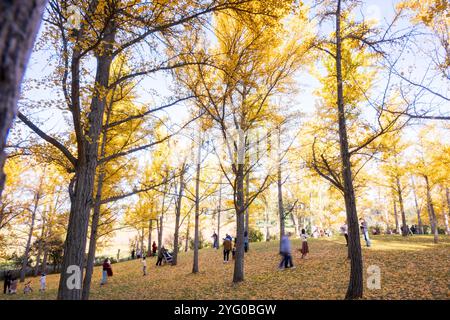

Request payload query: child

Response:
[142,256,147,276]
[23,281,33,294]
[40,273,46,292]
[300,229,309,259]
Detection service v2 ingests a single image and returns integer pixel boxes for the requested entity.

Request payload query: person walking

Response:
[212,232,219,250]
[279,233,294,269]
[360,218,371,247]
[142,256,147,276]
[340,223,349,246]
[39,273,46,292]
[131,249,135,259]
[300,229,309,259]
[156,247,165,266]
[223,237,232,263]
[3,270,11,294]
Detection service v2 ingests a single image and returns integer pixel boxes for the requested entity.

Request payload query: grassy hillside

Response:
[2,235,449,300]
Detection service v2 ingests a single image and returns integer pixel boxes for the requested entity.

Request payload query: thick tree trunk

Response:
[172,165,185,266]
[411,176,423,234]
[335,0,363,299]
[192,133,202,274]
[57,23,116,299]
[82,93,113,300]
[424,175,438,243]
[233,163,245,283]
[396,176,408,236]
[0,0,47,198]
[20,190,40,282]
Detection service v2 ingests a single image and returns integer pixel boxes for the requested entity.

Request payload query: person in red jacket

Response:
[101,259,113,285]
[152,241,157,257]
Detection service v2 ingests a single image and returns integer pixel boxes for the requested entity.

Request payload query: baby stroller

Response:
[162,250,173,265]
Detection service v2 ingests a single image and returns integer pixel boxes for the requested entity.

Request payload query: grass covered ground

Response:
[2,235,449,300]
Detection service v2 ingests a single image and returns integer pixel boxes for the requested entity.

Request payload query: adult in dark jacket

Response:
[3,270,11,294]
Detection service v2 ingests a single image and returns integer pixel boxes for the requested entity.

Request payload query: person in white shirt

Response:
[39,273,46,292]
[142,256,147,276]
[340,223,348,246]
[300,229,309,259]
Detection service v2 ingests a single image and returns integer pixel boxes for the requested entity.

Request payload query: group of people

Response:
[131,241,158,260]
[279,229,310,270]
[311,227,333,238]
[219,231,249,263]
[2,270,46,295]
[339,218,372,248]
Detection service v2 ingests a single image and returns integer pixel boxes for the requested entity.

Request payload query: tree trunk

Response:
[82,94,113,300]
[245,165,250,238]
[192,133,202,274]
[42,246,48,274]
[277,127,285,250]
[233,163,245,283]
[147,218,153,257]
[335,0,363,299]
[393,198,400,234]
[20,190,39,282]
[34,220,46,276]
[158,184,167,253]
[140,226,145,253]
[445,187,450,235]
[411,176,423,234]
[172,165,185,266]
[185,212,190,252]
[0,0,47,198]
[396,176,408,236]
[424,175,438,243]
[217,177,222,241]
[57,23,116,299]
[265,205,270,241]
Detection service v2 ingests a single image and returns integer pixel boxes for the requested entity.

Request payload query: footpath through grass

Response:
[2,235,449,300]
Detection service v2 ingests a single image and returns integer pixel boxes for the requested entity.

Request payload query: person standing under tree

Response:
[39,273,46,292]
[360,218,371,247]
[101,259,112,285]
[223,237,232,263]
[340,223,348,246]
[212,232,219,249]
[152,241,157,256]
[142,256,147,276]
[3,270,11,294]
[300,229,309,259]
[244,231,249,253]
